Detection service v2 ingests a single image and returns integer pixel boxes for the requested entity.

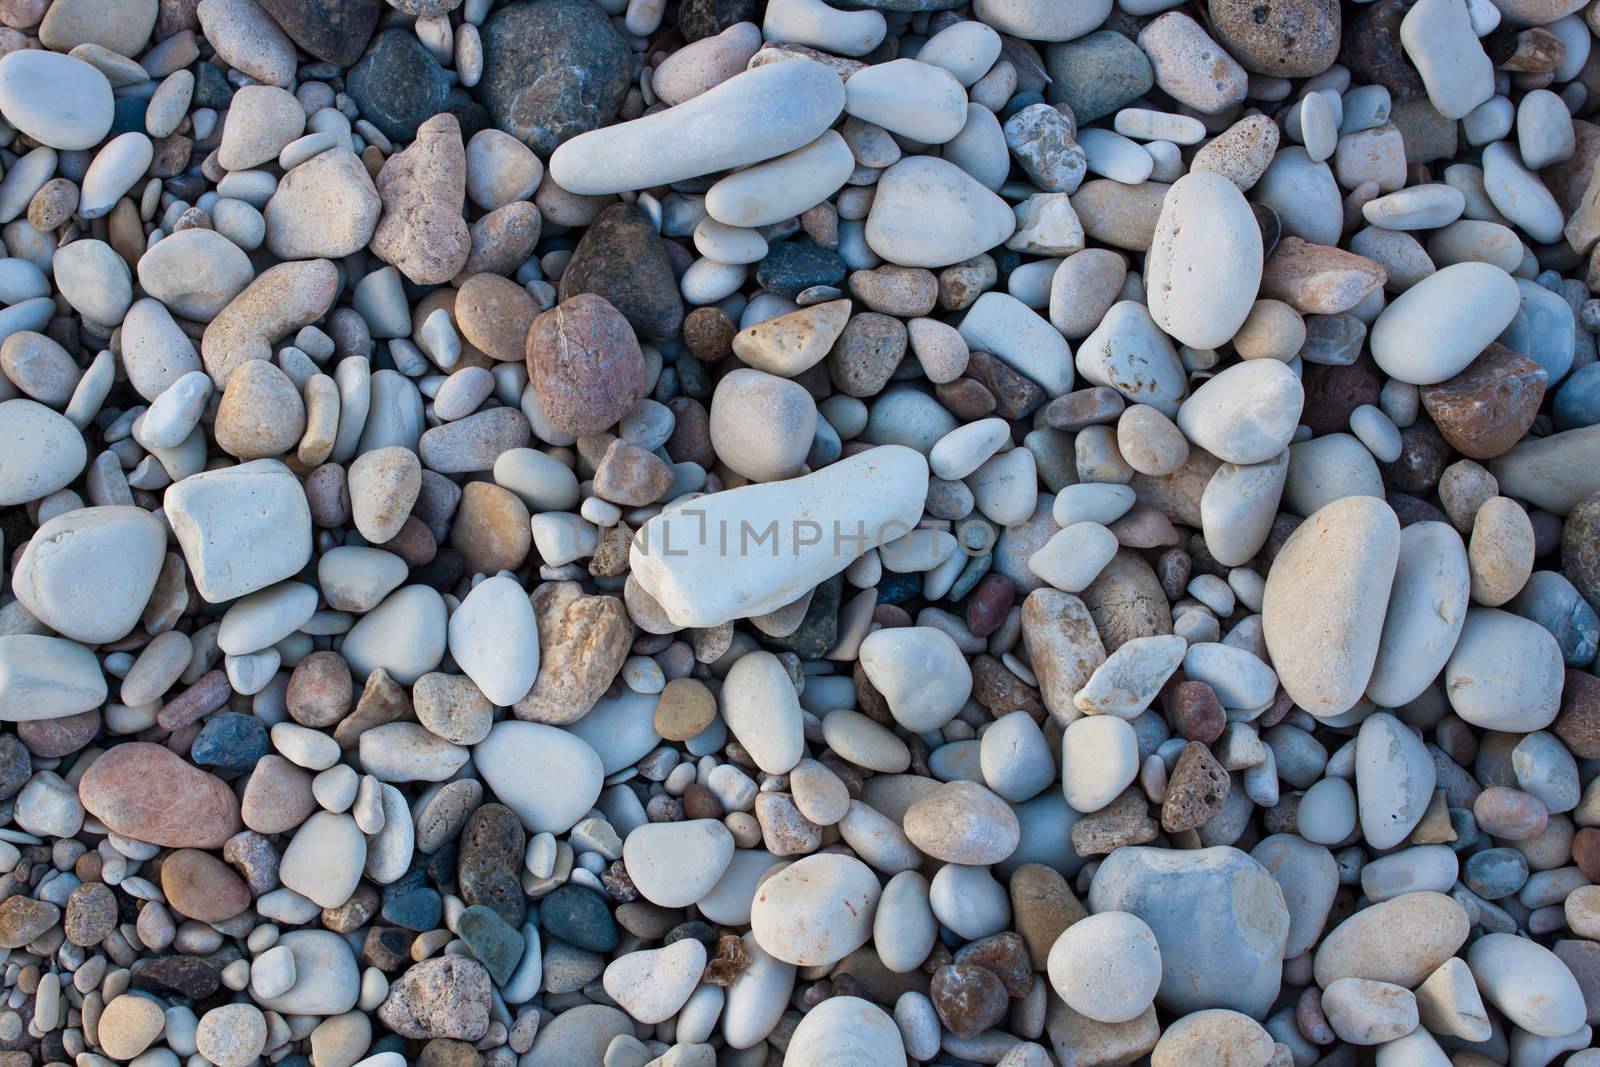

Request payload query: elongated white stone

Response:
[630,445,929,627]
[704,130,855,228]
[549,59,845,195]
[958,291,1074,395]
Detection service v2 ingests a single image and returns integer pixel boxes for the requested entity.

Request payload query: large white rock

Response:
[475,721,604,834]
[843,59,969,144]
[163,459,312,603]
[1061,715,1139,813]
[340,586,448,686]
[1400,0,1495,121]
[858,626,973,732]
[549,59,844,195]
[1366,522,1470,708]
[1146,172,1263,349]
[602,939,707,1025]
[12,506,166,644]
[0,399,88,507]
[721,651,805,775]
[623,819,735,907]
[786,996,907,1066]
[0,635,107,722]
[1443,608,1564,731]
[447,576,539,706]
[751,853,881,966]
[1355,712,1437,850]
[1176,360,1304,465]
[278,812,365,909]
[0,50,113,151]
[250,930,359,1017]
[864,156,1017,268]
[958,291,1074,396]
[1368,263,1520,384]
[1263,497,1401,720]
[1466,933,1587,1038]
[631,445,929,627]
[1074,301,1188,417]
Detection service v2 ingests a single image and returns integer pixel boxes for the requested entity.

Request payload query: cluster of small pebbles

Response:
[4,0,1600,1065]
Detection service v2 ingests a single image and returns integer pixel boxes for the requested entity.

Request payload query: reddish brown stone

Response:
[156,670,231,730]
[1556,669,1600,759]
[952,932,1032,997]
[160,848,251,923]
[965,349,1045,419]
[930,964,1009,1039]
[16,709,100,757]
[683,306,735,362]
[525,293,647,435]
[965,573,1015,639]
[77,743,242,849]
[1574,827,1600,883]
[970,654,1046,721]
[1069,789,1159,856]
[1161,742,1231,832]
[1165,679,1226,743]
[934,377,997,420]
[1472,786,1548,840]
[1259,236,1387,314]
[1044,386,1124,431]
[286,651,354,728]
[1419,344,1547,460]
[664,397,714,468]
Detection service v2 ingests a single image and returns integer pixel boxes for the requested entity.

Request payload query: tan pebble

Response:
[213,358,306,459]
[654,677,716,741]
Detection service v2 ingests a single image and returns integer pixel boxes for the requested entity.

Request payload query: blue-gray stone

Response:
[458,903,526,986]
[1088,845,1290,1019]
[479,0,631,155]
[190,712,269,772]
[113,97,149,135]
[1463,847,1529,900]
[877,571,921,605]
[346,29,450,143]
[756,242,846,298]
[1046,32,1153,124]
[381,869,443,931]
[539,884,618,953]
[1501,279,1576,384]
[948,552,992,601]
[1555,362,1600,431]
[193,64,232,110]
[1512,569,1599,668]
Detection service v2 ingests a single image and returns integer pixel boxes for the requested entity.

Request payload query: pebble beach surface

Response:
[3,0,1600,1065]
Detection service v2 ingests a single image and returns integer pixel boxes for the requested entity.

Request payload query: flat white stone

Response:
[721,651,805,775]
[787,997,907,1066]
[1355,712,1437,850]
[0,50,113,151]
[1369,262,1521,384]
[278,812,365,909]
[859,626,972,732]
[1443,608,1564,731]
[1146,171,1264,349]
[0,635,107,722]
[164,459,311,604]
[844,59,968,144]
[631,445,929,627]
[623,819,735,907]
[1176,359,1304,465]
[959,291,1074,396]
[447,575,539,706]
[1401,0,1495,121]
[1061,715,1138,813]
[1367,522,1470,708]
[475,721,604,834]
[602,939,707,1024]
[340,586,448,686]
[218,581,318,656]
[751,853,880,966]
[705,130,855,228]
[12,505,166,644]
[865,156,1016,269]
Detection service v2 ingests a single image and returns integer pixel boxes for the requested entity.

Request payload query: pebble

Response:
[1146,172,1263,350]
